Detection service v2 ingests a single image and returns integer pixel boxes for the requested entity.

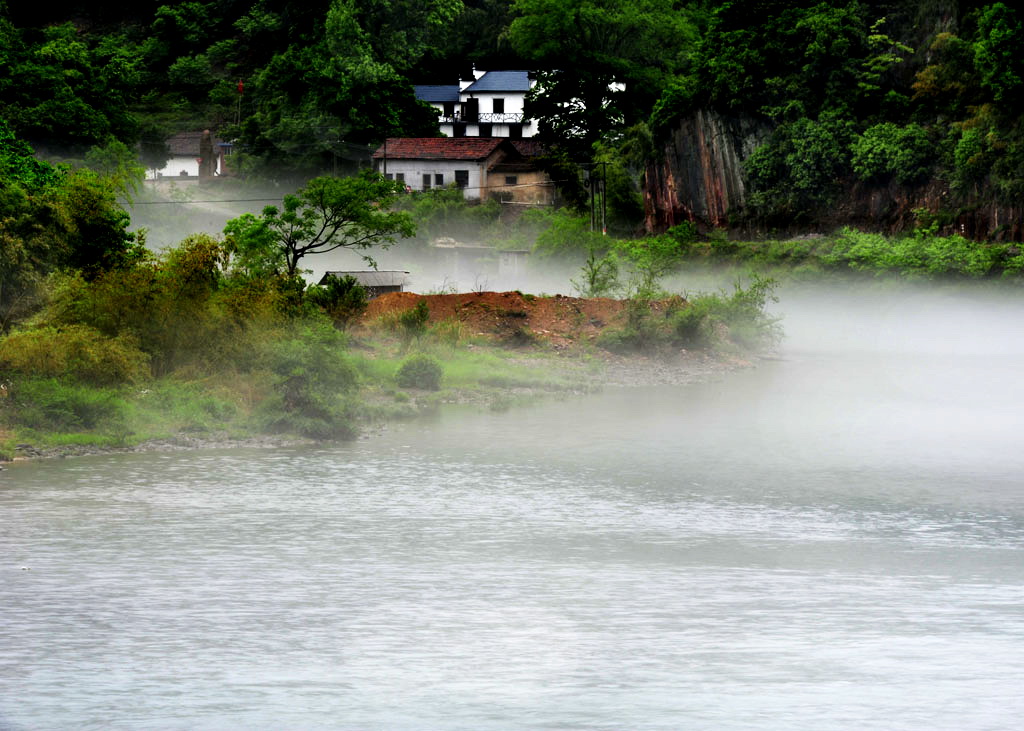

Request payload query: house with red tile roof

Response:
[372,138,553,204]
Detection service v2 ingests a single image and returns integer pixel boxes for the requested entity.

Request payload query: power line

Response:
[132,178,573,205]
[132,198,285,205]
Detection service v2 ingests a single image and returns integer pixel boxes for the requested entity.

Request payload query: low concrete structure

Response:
[431,239,530,280]
[318,271,408,299]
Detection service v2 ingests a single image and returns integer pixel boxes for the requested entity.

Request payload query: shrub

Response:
[398,300,430,343]
[0,325,150,385]
[305,275,369,328]
[670,297,717,348]
[257,322,359,439]
[3,378,128,432]
[850,123,933,184]
[670,276,781,351]
[395,353,443,390]
[571,249,621,297]
[596,298,663,352]
[428,317,467,346]
[532,207,606,257]
[745,113,855,219]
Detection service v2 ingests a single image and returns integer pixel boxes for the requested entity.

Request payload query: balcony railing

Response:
[440,113,527,125]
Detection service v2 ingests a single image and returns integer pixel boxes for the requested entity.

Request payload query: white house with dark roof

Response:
[414,69,536,139]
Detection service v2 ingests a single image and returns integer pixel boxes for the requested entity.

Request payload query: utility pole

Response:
[588,166,596,232]
[600,161,607,235]
[236,79,243,126]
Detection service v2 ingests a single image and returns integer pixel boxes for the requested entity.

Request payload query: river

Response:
[2,283,1023,729]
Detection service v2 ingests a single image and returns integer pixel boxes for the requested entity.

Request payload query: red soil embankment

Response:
[360,291,631,347]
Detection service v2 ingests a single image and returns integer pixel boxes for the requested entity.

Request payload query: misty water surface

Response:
[2,282,1023,729]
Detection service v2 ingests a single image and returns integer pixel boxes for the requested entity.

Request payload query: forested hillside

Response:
[1,0,1022,236]
[646,0,1024,240]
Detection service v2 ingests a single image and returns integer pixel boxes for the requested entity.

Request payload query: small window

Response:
[422,173,431,190]
[395,173,405,182]
[493,98,504,114]
[443,102,455,117]
[505,175,518,186]
[478,123,493,137]
[435,173,444,186]
[454,170,469,188]
[385,173,393,180]
[508,123,523,139]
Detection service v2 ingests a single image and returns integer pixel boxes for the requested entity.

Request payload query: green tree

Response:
[83,137,146,200]
[974,3,1024,107]
[507,0,698,149]
[305,274,369,328]
[223,212,286,277]
[325,0,463,82]
[229,171,416,276]
[850,122,933,184]
[1,21,141,149]
[745,111,856,220]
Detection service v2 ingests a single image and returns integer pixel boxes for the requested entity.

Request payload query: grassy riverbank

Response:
[0,283,772,459]
[613,225,1024,283]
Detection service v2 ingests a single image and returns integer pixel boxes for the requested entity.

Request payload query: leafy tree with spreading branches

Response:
[233,170,416,276]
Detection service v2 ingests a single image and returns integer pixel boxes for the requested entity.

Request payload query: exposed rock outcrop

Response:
[644,109,1023,241]
[643,109,769,233]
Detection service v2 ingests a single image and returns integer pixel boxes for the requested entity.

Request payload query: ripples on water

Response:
[2,286,1024,729]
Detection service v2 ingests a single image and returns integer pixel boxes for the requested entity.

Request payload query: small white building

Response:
[414,69,536,139]
[145,131,229,180]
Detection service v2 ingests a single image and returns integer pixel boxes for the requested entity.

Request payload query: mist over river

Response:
[3,282,1024,730]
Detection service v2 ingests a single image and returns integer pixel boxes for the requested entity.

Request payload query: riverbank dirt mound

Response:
[361,291,632,347]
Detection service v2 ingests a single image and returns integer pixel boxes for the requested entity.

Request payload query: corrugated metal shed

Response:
[319,271,408,298]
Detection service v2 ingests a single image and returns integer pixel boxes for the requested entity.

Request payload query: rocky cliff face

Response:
[644,109,1023,241]
[643,109,769,233]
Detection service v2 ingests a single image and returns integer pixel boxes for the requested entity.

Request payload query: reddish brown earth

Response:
[361,291,634,348]
[358,291,753,386]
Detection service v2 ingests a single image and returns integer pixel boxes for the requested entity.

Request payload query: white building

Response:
[414,70,536,139]
[372,137,553,204]
[145,131,230,180]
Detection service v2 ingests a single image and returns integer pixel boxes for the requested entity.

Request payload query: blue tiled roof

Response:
[413,85,460,103]
[463,71,531,93]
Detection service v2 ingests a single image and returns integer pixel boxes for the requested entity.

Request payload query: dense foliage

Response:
[3,0,1020,230]
[650,1,1024,227]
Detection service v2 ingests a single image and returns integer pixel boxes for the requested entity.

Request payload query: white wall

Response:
[379,160,487,199]
[146,154,221,180]
[463,91,527,117]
